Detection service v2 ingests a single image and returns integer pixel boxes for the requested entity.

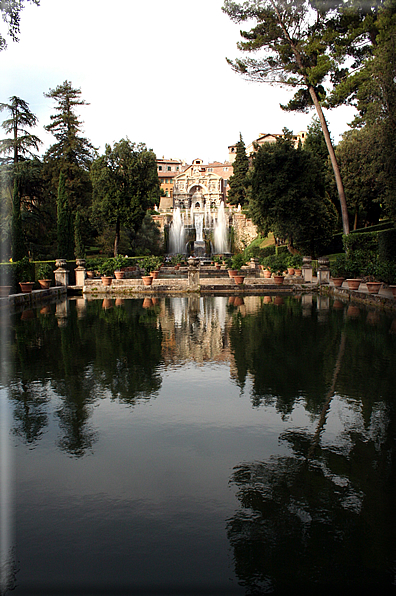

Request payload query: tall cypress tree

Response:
[11,177,26,261]
[57,172,74,259]
[227,133,249,206]
[74,209,85,259]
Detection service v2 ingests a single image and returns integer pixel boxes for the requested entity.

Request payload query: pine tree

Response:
[227,133,249,206]
[0,96,41,165]
[57,172,74,259]
[11,177,26,261]
[44,81,95,212]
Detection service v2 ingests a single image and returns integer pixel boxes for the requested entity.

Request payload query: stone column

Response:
[75,259,86,287]
[317,257,330,285]
[54,259,69,287]
[302,256,313,283]
[250,257,259,271]
[187,257,200,287]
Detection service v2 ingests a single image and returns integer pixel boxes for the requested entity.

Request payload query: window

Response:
[207,168,213,172]
[176,166,179,171]
[223,167,229,171]
[158,166,162,171]
[167,166,171,171]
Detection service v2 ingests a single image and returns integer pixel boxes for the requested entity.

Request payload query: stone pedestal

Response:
[317,268,330,284]
[54,259,69,287]
[188,257,200,286]
[302,266,313,283]
[75,259,86,287]
[250,258,259,270]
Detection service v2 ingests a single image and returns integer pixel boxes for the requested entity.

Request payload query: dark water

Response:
[1,294,396,595]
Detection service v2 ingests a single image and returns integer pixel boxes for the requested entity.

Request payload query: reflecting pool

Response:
[1,295,396,595]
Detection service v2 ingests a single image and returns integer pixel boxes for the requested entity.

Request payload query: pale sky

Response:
[0,0,357,164]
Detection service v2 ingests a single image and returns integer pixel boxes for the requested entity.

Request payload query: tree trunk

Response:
[114,217,120,257]
[307,86,350,235]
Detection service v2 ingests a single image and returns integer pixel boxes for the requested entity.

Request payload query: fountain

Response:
[213,202,229,254]
[168,201,229,257]
[169,207,186,254]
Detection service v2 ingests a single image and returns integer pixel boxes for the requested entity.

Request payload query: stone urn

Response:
[142,275,153,286]
[19,281,35,293]
[101,276,113,286]
[332,277,345,287]
[233,275,245,285]
[346,279,361,290]
[273,275,285,285]
[366,281,382,294]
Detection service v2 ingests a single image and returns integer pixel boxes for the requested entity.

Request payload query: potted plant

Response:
[264,254,287,284]
[330,255,347,287]
[290,254,303,276]
[18,257,35,293]
[98,260,114,286]
[140,256,161,285]
[229,254,245,276]
[112,255,128,279]
[37,262,53,289]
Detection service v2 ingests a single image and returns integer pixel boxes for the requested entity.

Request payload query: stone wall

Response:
[231,213,258,252]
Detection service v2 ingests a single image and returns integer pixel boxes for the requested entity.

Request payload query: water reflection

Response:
[6,295,396,593]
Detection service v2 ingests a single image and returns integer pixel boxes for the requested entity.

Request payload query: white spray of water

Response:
[169,207,186,254]
[213,202,229,254]
[195,213,204,242]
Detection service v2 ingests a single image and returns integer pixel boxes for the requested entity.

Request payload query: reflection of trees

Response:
[9,299,163,456]
[227,306,396,593]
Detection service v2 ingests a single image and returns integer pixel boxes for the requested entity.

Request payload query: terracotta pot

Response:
[228,296,235,305]
[332,277,345,287]
[228,269,238,278]
[263,296,272,304]
[366,281,382,294]
[332,300,344,310]
[115,298,124,307]
[101,276,113,286]
[21,309,34,320]
[287,268,295,276]
[86,271,94,278]
[175,264,180,270]
[263,269,272,278]
[233,275,245,285]
[273,296,284,306]
[389,286,396,298]
[273,275,284,285]
[114,270,125,280]
[215,264,221,270]
[142,275,153,286]
[294,268,302,276]
[0,286,11,297]
[346,278,361,291]
[234,296,244,306]
[151,270,159,279]
[102,298,113,310]
[19,281,35,293]
[38,279,51,289]
[40,305,52,315]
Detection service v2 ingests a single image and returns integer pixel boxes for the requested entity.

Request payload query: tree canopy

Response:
[91,138,160,256]
[0,96,41,165]
[222,0,350,233]
[248,132,337,256]
[0,0,39,51]
[227,133,249,206]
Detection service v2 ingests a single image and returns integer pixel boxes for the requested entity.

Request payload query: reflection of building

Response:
[172,158,233,210]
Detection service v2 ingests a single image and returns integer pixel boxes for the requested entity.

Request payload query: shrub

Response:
[36,262,53,280]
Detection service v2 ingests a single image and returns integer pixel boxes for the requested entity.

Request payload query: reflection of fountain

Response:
[214,202,229,254]
[169,207,186,254]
